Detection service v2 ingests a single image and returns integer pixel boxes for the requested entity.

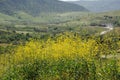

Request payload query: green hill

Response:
[0,0,88,16]
[73,0,120,12]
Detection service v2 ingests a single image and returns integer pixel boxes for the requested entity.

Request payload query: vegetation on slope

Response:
[0,0,88,16]
[0,5,119,80]
[0,32,120,80]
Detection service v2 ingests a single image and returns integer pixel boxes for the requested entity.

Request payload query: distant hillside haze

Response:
[0,0,88,16]
[72,0,120,12]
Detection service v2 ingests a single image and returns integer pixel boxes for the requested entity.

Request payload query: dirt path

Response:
[99,24,120,59]
[100,23,113,35]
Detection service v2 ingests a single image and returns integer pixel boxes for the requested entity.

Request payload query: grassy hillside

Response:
[0,0,88,16]
[0,10,120,45]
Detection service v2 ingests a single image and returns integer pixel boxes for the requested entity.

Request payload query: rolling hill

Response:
[0,0,88,16]
[73,0,120,12]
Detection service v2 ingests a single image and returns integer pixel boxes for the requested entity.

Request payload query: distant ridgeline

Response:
[73,0,120,12]
[0,0,88,16]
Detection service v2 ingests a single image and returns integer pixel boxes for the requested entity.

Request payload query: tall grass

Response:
[0,33,120,80]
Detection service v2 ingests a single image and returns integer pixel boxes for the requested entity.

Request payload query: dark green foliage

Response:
[2,60,40,80]
[113,20,120,27]
[0,46,15,54]
[2,58,120,80]
[98,60,120,80]
[0,30,31,44]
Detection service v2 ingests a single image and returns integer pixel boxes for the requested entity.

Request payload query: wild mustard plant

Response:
[12,33,99,62]
[1,33,120,80]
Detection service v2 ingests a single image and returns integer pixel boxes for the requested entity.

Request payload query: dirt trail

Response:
[99,24,120,59]
[100,23,113,35]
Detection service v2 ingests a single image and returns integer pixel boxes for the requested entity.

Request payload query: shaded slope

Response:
[0,0,88,16]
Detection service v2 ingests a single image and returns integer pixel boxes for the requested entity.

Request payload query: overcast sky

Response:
[59,0,99,1]
[60,0,80,1]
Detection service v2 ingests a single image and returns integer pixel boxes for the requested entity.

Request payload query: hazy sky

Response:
[59,0,99,1]
[60,0,80,1]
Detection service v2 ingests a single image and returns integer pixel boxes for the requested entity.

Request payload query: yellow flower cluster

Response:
[12,33,99,63]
